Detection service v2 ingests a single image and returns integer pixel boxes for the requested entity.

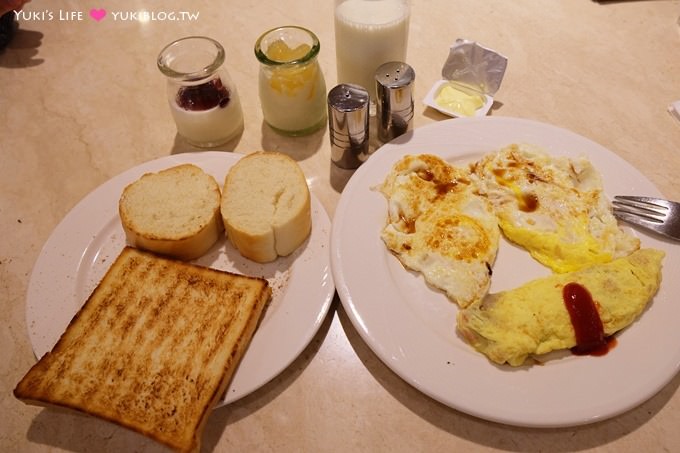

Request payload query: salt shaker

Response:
[375,61,415,143]
[327,84,370,169]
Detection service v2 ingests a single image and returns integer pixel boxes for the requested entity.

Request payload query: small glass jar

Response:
[158,36,244,147]
[255,26,327,136]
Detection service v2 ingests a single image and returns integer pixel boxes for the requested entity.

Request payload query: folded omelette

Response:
[457,248,664,366]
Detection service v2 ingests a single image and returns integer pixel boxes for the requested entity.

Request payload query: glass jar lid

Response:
[158,36,225,82]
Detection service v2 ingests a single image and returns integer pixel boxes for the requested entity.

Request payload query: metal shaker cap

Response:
[375,61,415,143]
[328,83,370,169]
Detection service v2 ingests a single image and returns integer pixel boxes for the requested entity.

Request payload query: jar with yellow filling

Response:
[435,82,485,117]
[255,26,327,136]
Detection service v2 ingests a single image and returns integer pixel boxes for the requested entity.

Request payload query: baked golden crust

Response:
[119,164,224,261]
[14,246,271,453]
[221,151,311,263]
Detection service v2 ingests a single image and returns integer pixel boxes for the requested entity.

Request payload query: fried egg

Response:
[472,144,640,273]
[379,154,500,307]
[457,248,664,366]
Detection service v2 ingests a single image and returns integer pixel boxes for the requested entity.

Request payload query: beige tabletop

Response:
[3,0,680,451]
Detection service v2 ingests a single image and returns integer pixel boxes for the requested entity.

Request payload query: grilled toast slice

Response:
[14,246,271,453]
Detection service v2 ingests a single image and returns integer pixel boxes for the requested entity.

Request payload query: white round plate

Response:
[26,151,334,407]
[330,116,680,428]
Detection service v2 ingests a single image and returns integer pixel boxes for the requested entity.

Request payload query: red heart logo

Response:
[89,8,107,22]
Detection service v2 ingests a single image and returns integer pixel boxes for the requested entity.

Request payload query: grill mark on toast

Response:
[175,276,241,407]
[145,268,199,425]
[110,261,191,434]
[14,247,272,453]
[101,256,163,417]
[203,283,271,407]
[206,283,245,360]
[81,253,155,411]
[30,250,145,401]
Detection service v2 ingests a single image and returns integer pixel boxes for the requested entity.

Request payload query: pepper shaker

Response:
[327,84,370,169]
[375,61,415,143]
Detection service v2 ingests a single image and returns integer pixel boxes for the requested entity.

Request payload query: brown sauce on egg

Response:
[562,282,615,356]
[519,192,539,212]
[526,172,547,183]
[435,181,458,196]
[400,214,416,234]
[417,169,434,181]
[416,169,462,197]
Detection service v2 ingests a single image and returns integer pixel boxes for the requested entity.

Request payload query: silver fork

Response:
[612,196,680,241]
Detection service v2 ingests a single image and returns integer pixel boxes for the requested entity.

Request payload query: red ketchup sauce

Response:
[562,282,616,356]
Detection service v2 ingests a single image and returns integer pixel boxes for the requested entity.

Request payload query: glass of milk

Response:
[158,36,244,147]
[334,0,410,103]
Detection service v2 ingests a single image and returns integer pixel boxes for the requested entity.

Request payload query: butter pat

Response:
[422,39,507,118]
[436,82,486,117]
[423,80,493,118]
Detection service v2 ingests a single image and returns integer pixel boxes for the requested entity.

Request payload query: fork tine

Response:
[613,206,665,225]
[612,202,667,223]
[612,196,670,222]
[612,204,666,221]
[613,195,680,241]
[612,209,666,233]
[613,195,671,212]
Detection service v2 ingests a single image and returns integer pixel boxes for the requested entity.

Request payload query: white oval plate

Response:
[26,151,334,407]
[331,116,680,427]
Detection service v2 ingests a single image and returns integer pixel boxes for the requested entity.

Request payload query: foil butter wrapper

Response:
[668,100,680,123]
[423,39,508,118]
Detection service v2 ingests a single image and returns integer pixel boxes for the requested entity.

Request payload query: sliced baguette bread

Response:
[119,164,223,261]
[221,151,311,263]
[14,246,271,453]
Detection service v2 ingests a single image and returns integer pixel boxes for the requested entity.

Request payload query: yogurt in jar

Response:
[171,77,244,147]
[257,35,327,136]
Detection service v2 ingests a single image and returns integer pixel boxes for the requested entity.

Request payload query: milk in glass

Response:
[334,0,410,101]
